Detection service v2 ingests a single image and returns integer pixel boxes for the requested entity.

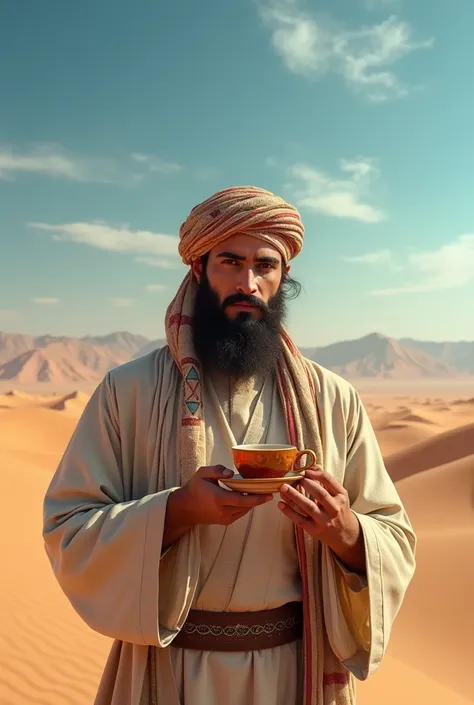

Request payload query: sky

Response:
[1,0,473,346]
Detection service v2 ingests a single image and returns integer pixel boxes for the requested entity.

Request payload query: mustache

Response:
[222,293,267,311]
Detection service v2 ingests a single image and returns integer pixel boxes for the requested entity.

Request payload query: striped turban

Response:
[178,186,304,265]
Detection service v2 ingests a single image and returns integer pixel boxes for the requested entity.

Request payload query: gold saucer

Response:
[219,472,305,494]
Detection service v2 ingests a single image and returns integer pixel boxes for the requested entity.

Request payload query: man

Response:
[43,186,416,705]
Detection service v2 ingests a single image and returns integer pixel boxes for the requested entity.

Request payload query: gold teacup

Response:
[232,444,317,480]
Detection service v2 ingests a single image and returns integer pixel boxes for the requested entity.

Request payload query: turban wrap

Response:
[178,185,305,264]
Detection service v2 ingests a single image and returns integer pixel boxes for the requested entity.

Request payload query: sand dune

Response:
[395,454,474,528]
[358,653,474,705]
[361,435,474,703]
[384,423,474,482]
[1,388,473,705]
[46,390,91,415]
[0,452,110,705]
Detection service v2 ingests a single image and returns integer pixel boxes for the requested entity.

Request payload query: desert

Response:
[0,332,473,705]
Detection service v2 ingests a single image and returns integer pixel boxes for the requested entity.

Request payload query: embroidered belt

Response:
[172,601,303,652]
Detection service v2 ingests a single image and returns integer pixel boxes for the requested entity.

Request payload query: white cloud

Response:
[368,234,474,295]
[130,153,182,175]
[28,221,180,260]
[290,158,384,222]
[144,283,168,292]
[0,142,183,185]
[32,297,60,305]
[134,256,184,269]
[259,2,434,101]
[107,297,135,307]
[340,159,378,180]
[0,143,120,183]
[344,249,392,263]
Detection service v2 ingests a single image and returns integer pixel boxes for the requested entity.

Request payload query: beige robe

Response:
[167,370,304,704]
[42,347,416,705]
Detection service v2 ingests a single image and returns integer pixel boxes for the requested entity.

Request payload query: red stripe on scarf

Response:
[277,361,297,445]
[181,356,199,366]
[168,313,192,327]
[182,418,201,426]
[323,673,351,686]
[277,361,313,704]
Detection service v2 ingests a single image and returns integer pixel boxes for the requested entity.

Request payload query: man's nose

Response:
[236,268,258,295]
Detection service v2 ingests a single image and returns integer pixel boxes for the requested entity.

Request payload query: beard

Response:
[191,271,287,378]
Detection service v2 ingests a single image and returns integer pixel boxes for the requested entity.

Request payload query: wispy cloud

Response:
[368,234,474,295]
[144,283,168,292]
[290,158,384,222]
[0,142,183,185]
[344,249,392,263]
[28,221,181,270]
[107,297,135,307]
[0,143,122,183]
[32,297,60,305]
[259,2,434,102]
[135,256,184,269]
[130,153,183,175]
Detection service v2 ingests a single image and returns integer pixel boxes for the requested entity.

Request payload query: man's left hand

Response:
[278,467,366,573]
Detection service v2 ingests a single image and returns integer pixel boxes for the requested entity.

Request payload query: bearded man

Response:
[43,186,416,705]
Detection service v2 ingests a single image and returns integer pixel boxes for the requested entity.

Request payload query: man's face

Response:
[190,234,291,378]
[191,233,290,321]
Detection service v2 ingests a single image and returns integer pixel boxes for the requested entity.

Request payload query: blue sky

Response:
[1,0,473,346]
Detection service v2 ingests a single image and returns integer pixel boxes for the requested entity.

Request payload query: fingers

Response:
[280,483,327,521]
[197,465,234,482]
[298,478,340,518]
[303,467,344,497]
[277,486,308,517]
[277,500,314,529]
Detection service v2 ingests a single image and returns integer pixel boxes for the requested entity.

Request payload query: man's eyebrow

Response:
[216,251,246,261]
[255,255,280,265]
[215,251,280,265]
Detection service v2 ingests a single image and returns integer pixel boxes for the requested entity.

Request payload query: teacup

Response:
[232,444,317,479]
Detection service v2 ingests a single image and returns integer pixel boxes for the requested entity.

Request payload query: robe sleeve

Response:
[42,371,200,647]
[322,385,417,679]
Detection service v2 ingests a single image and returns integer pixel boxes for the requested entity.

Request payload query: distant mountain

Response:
[133,338,166,359]
[307,333,459,380]
[0,339,132,384]
[399,338,474,374]
[82,331,150,356]
[0,332,67,363]
[0,329,473,382]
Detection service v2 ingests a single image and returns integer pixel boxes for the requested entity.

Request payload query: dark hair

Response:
[199,252,302,300]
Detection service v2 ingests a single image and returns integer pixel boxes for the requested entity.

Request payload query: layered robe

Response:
[42,347,416,705]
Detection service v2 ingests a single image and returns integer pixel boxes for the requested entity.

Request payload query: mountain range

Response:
[0,330,473,384]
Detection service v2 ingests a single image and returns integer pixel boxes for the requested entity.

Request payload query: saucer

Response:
[219,472,305,494]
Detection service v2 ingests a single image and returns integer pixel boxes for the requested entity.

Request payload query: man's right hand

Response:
[181,465,273,526]
[162,465,273,550]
